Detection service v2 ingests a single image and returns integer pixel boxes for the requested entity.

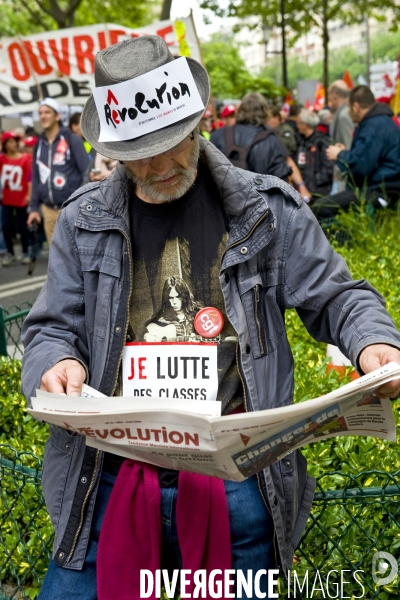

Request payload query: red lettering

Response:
[109,29,127,46]
[48,37,70,76]
[112,109,120,124]
[8,42,30,81]
[184,432,200,447]
[23,41,52,75]
[107,89,118,105]
[98,31,108,50]
[128,357,135,380]
[139,357,146,379]
[73,35,95,74]
[125,429,138,440]
[95,429,109,439]
[156,25,174,45]
[169,430,184,444]
[130,33,140,39]
[110,428,125,439]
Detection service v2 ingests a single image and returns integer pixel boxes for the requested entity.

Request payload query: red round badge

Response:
[194,307,224,338]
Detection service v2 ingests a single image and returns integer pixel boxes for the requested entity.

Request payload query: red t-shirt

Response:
[0,153,32,207]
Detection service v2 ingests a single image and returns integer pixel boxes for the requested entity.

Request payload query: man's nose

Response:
[149,154,174,175]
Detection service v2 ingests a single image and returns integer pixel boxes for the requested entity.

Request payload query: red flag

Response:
[383,73,394,88]
[284,91,293,105]
[342,70,354,89]
[305,98,311,109]
[313,82,325,111]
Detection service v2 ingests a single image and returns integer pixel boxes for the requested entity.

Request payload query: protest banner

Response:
[0,17,201,115]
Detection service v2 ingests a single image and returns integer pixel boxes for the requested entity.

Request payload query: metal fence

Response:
[0,303,34,360]
[1,445,399,600]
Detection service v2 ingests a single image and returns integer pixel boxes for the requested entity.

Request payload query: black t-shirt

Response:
[102,163,243,480]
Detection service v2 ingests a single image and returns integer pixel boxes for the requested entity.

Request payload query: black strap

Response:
[224,125,276,169]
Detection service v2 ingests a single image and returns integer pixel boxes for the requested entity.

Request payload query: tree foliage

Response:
[0,0,161,35]
[261,26,400,91]
[200,0,400,93]
[201,33,283,99]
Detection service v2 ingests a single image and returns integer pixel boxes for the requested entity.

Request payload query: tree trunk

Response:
[280,0,288,89]
[322,0,329,104]
[160,0,173,20]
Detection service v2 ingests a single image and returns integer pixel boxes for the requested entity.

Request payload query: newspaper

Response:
[28,362,400,482]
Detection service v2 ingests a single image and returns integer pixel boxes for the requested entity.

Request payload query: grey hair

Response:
[299,109,319,129]
[318,109,332,124]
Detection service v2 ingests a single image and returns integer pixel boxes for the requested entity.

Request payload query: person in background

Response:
[199,108,213,140]
[22,136,38,156]
[268,106,298,156]
[211,92,292,180]
[295,109,334,200]
[314,85,400,219]
[27,98,88,244]
[89,153,118,182]
[0,132,32,265]
[69,112,94,157]
[328,81,355,194]
[285,104,303,147]
[220,104,237,127]
[211,93,311,200]
[317,108,333,136]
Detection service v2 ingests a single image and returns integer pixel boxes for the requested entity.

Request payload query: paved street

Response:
[0,248,48,309]
[0,247,49,358]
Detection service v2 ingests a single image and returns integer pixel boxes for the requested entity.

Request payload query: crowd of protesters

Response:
[1,81,400,267]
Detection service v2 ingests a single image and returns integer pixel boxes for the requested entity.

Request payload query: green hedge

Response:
[1,204,400,598]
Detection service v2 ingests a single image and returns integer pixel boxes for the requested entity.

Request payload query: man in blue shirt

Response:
[312,85,400,220]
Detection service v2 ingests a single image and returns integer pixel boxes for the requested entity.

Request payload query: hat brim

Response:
[81,58,210,161]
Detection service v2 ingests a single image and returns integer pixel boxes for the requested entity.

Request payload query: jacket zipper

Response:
[235,306,279,569]
[110,230,133,396]
[66,448,100,563]
[66,230,133,564]
[47,141,55,206]
[253,284,266,356]
[220,212,268,266]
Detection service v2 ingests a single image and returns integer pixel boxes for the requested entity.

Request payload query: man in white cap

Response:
[27,97,88,243]
[22,36,400,599]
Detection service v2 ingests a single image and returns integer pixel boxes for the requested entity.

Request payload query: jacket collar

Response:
[72,137,271,243]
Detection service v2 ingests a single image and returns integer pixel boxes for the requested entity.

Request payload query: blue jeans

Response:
[39,472,276,599]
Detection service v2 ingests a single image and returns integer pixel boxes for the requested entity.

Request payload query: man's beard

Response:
[125,132,200,203]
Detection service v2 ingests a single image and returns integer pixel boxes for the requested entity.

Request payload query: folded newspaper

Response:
[29,362,400,482]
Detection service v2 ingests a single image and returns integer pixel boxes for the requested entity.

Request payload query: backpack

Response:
[223,125,276,170]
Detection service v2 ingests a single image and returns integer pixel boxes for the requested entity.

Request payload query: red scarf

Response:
[97,460,231,599]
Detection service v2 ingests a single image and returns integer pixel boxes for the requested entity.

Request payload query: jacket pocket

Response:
[41,425,76,530]
[80,251,121,339]
[239,272,284,359]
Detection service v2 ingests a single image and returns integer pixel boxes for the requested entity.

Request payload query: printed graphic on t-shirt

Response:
[127,164,243,412]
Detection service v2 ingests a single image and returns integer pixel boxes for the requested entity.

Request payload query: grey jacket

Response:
[330,102,355,149]
[22,138,400,574]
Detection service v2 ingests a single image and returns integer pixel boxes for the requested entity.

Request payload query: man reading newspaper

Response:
[22,36,400,600]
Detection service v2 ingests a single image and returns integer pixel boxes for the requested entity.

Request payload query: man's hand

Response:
[27,211,42,226]
[326,144,345,161]
[40,359,86,396]
[359,344,400,399]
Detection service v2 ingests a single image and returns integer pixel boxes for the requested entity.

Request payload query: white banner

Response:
[0,18,201,116]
